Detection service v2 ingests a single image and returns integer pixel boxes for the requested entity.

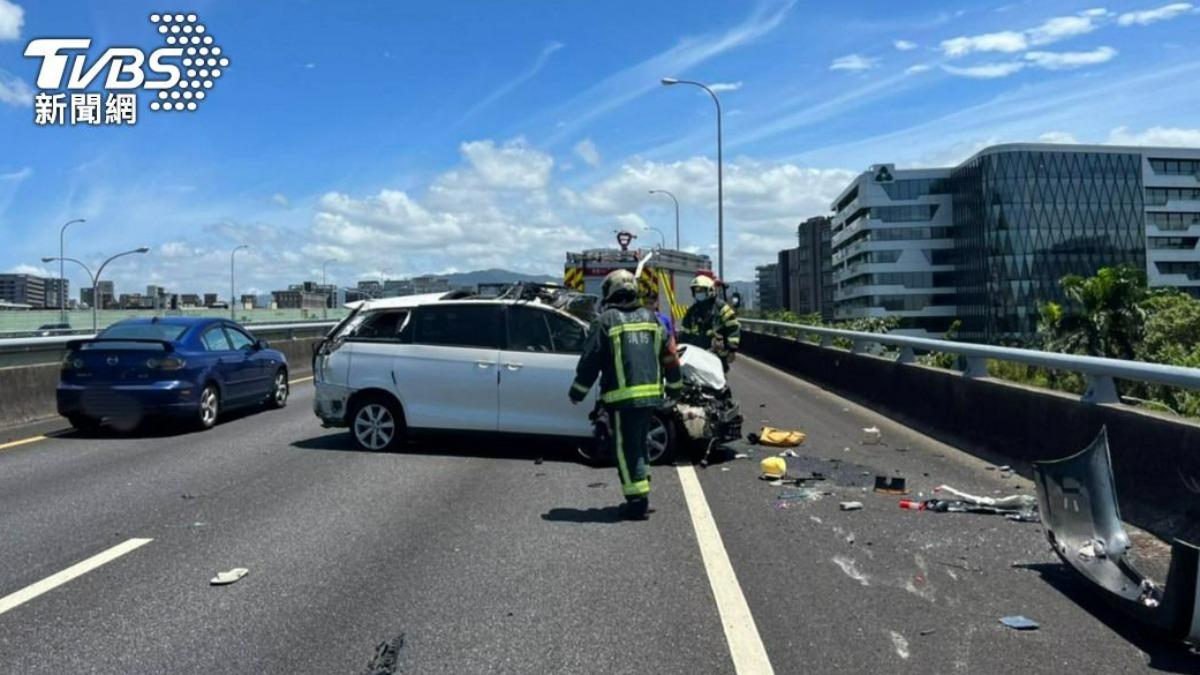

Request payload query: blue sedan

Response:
[57,317,289,431]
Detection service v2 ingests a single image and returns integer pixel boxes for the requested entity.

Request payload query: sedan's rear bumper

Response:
[57,380,199,420]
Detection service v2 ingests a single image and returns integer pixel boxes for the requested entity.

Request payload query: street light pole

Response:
[644,226,667,249]
[58,218,85,325]
[89,247,150,333]
[648,190,680,249]
[661,77,723,280]
[42,255,92,330]
[322,258,336,319]
[230,245,249,321]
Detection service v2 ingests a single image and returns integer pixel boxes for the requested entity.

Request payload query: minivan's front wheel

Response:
[349,396,403,452]
[646,412,676,465]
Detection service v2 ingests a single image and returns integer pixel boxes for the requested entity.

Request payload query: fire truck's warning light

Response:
[615,231,636,251]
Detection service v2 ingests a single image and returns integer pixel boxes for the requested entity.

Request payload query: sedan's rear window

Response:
[99,323,188,341]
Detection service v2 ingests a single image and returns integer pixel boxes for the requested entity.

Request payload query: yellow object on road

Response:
[756,427,807,448]
[760,456,787,479]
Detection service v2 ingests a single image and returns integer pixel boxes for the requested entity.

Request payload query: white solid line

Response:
[289,375,314,385]
[676,465,775,675]
[0,538,153,616]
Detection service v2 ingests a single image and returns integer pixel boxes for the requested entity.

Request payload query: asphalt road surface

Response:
[0,361,1196,674]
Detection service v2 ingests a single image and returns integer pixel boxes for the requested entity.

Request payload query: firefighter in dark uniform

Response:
[678,274,741,370]
[569,270,682,520]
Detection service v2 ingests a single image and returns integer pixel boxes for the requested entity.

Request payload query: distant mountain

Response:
[442,268,559,288]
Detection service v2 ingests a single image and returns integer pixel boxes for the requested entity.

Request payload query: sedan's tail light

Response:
[146,356,187,370]
[61,353,83,370]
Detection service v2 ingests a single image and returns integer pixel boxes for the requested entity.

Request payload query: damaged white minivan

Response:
[312,284,742,463]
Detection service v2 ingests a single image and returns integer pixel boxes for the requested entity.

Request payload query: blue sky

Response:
[1,0,1199,296]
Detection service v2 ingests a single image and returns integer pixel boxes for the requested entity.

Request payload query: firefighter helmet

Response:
[690,275,716,292]
[601,269,638,303]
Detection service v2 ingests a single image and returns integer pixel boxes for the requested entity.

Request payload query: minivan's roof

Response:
[344,292,589,322]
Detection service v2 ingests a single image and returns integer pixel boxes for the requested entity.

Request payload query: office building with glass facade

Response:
[829,143,1200,342]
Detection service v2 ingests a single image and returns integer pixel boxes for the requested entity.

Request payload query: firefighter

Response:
[642,284,675,338]
[679,274,741,370]
[569,269,682,520]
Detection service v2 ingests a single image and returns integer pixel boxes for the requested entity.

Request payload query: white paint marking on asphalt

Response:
[289,375,314,385]
[676,465,775,675]
[0,538,153,616]
[0,435,48,452]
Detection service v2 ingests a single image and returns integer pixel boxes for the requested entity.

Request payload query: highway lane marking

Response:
[676,465,775,675]
[0,538,153,617]
[0,435,49,452]
[289,375,313,385]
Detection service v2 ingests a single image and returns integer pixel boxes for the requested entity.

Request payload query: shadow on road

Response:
[51,406,281,440]
[290,430,585,464]
[1015,562,1200,672]
[542,505,645,524]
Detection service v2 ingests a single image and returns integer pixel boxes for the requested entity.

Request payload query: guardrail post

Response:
[851,340,868,355]
[962,356,988,379]
[1082,375,1120,404]
[820,335,833,348]
[897,346,916,364]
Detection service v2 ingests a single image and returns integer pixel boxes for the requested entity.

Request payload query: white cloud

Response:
[1038,131,1080,143]
[271,193,290,208]
[454,137,553,190]
[707,81,743,93]
[942,62,1026,78]
[830,54,879,71]
[458,41,564,124]
[940,31,1027,57]
[7,263,49,276]
[0,0,23,42]
[1024,46,1117,70]
[893,39,918,51]
[573,138,601,168]
[0,166,32,181]
[0,68,32,107]
[615,213,648,231]
[1027,15,1101,45]
[1118,3,1194,26]
[1107,125,1200,146]
[905,64,932,75]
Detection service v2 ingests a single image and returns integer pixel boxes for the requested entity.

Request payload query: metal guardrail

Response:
[0,320,338,367]
[743,318,1200,405]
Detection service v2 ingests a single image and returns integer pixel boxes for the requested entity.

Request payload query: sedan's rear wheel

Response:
[197,384,219,430]
[350,397,402,452]
[646,412,676,465]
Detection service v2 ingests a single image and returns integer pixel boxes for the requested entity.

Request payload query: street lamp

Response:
[643,226,667,249]
[58,218,85,325]
[661,77,724,279]
[322,258,336,319]
[45,247,148,332]
[230,244,249,321]
[648,190,680,249]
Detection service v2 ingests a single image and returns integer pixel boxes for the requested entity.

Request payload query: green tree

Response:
[1037,265,1148,360]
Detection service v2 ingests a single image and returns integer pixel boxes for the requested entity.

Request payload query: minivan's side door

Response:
[200,325,251,402]
[393,304,502,432]
[497,305,593,437]
[342,308,411,402]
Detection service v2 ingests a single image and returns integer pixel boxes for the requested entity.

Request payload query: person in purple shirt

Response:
[642,285,675,338]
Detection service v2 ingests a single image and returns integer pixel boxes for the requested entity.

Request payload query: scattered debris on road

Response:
[832,555,870,586]
[873,475,908,495]
[999,616,1040,631]
[888,630,911,659]
[534,457,544,465]
[778,448,799,458]
[734,452,750,459]
[586,482,606,488]
[362,633,405,675]
[839,501,863,511]
[209,568,249,586]
[861,426,882,445]
[748,426,807,447]
[760,456,786,480]
[775,487,824,510]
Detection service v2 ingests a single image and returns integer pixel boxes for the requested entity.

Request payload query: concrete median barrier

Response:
[741,331,1200,543]
[0,336,322,431]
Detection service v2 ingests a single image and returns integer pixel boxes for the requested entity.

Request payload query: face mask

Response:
[694,291,711,302]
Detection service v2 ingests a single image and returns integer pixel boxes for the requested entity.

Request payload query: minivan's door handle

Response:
[503,362,524,370]
[476,361,494,368]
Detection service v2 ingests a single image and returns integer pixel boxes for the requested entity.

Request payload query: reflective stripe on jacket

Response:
[570,305,682,408]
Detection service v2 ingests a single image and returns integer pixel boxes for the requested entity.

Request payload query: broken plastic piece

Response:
[861,427,882,445]
[210,568,249,586]
[755,427,807,448]
[840,501,864,511]
[999,616,1040,630]
[1034,427,1200,646]
[934,484,1036,509]
[874,475,908,495]
[778,449,800,458]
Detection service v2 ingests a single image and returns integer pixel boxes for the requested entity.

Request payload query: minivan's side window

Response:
[545,313,586,354]
[348,310,410,342]
[507,306,553,352]
[413,305,503,348]
[225,327,255,350]
[201,326,232,351]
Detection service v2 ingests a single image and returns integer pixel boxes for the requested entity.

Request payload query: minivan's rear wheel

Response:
[647,412,676,465]
[350,396,403,452]
[268,370,289,409]
[197,384,219,430]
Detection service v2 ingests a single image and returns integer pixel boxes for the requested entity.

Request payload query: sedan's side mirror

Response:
[255,339,269,351]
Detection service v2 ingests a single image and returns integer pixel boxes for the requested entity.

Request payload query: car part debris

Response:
[362,633,405,675]
[934,484,1036,510]
[734,452,750,459]
[899,498,1038,520]
[1034,427,1200,646]
[999,616,1040,631]
[210,568,249,586]
[778,449,800,458]
[840,501,864,511]
[861,426,881,445]
[760,456,786,479]
[790,471,826,485]
[874,475,908,495]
